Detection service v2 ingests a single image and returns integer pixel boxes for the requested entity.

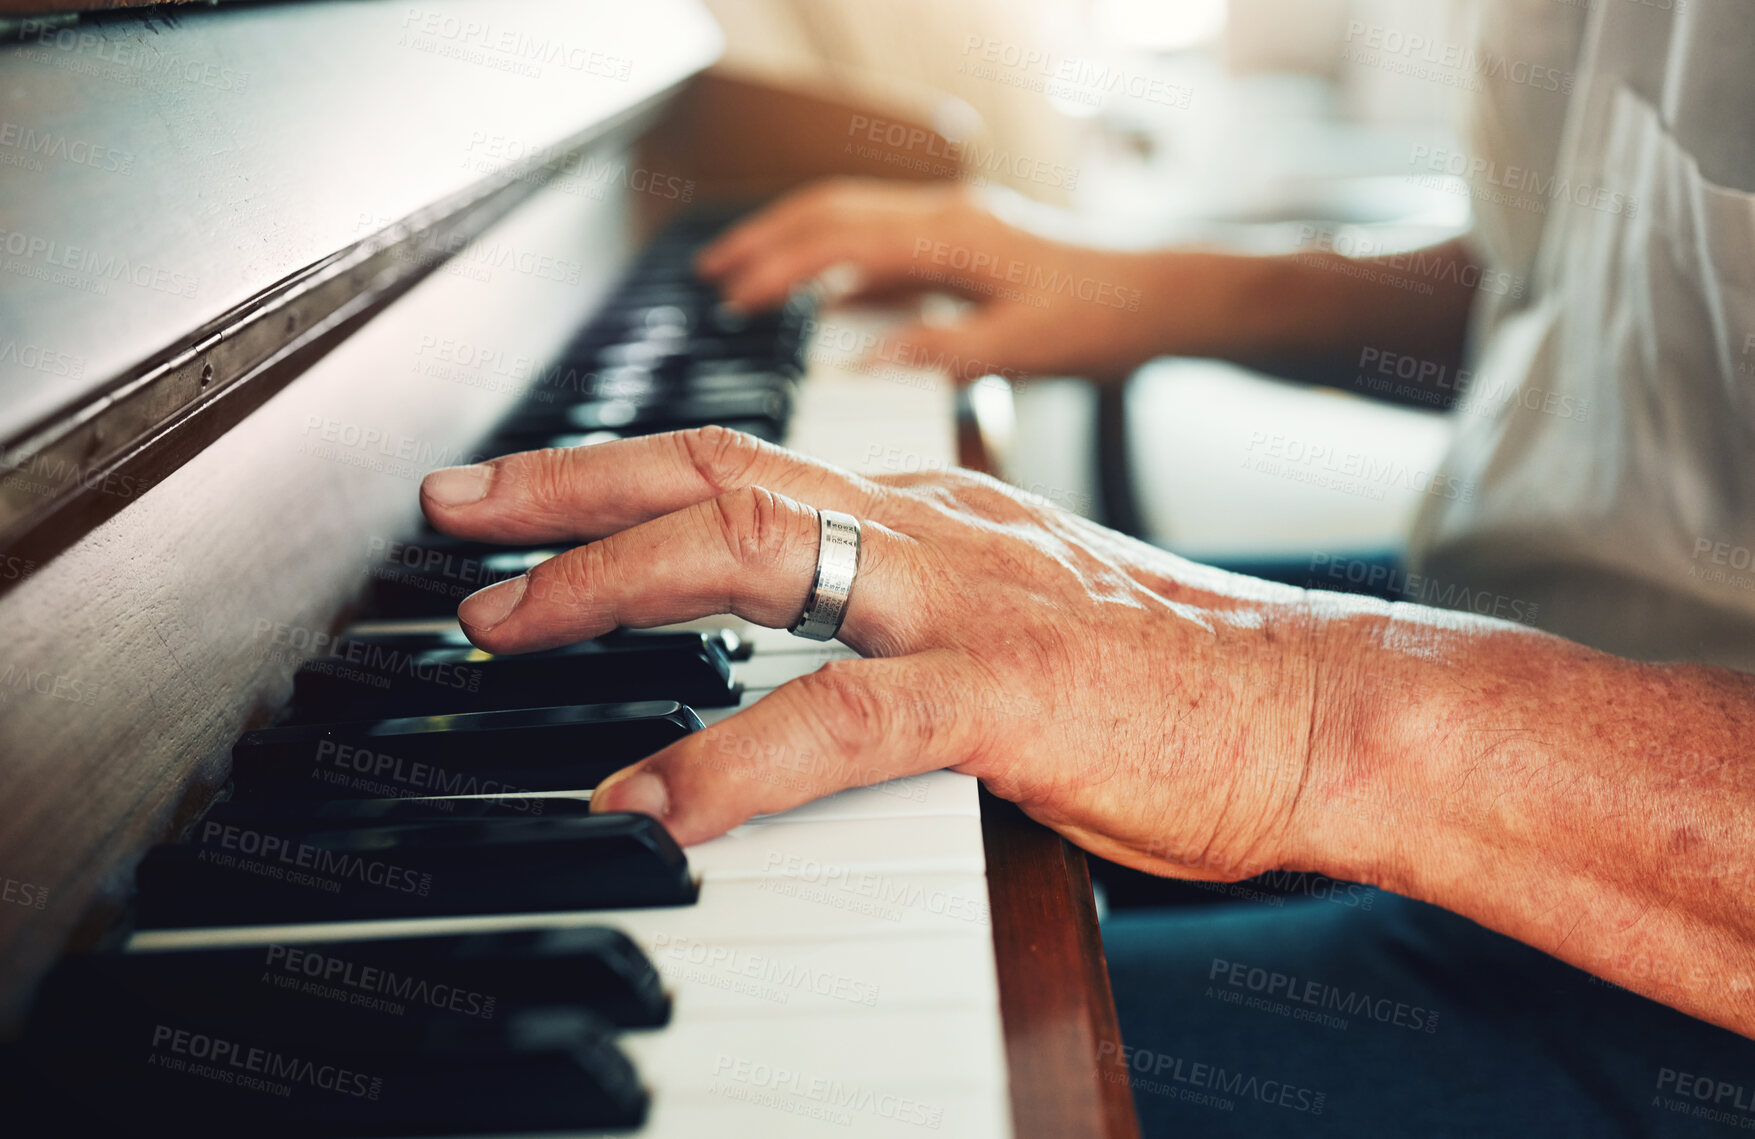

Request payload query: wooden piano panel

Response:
[0,168,640,1028]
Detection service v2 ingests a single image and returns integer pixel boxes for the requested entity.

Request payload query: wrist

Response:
[1281,597,1429,890]
[1138,250,1283,362]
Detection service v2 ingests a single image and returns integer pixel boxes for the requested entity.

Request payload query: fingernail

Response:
[423,464,494,507]
[814,261,863,299]
[593,769,669,819]
[458,574,526,631]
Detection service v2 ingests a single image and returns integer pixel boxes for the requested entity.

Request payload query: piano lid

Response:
[0,0,720,560]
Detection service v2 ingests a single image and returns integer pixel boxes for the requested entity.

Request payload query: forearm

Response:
[1137,238,1481,396]
[1298,598,1755,1036]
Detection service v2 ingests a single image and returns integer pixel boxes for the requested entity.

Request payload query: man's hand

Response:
[422,426,1755,1041]
[419,425,1333,880]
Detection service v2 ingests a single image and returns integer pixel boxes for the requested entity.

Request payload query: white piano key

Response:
[620,1008,1007,1110]
[649,616,801,655]
[642,932,998,1018]
[127,871,995,953]
[632,1081,1011,1139]
[691,814,984,880]
[751,771,980,824]
[730,645,854,690]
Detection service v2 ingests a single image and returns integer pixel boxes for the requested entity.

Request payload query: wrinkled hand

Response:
[420,427,1340,882]
[696,178,1173,382]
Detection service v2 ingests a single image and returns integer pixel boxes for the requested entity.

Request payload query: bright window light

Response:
[1092,0,1228,53]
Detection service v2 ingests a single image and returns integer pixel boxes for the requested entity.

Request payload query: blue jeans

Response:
[1103,891,1755,1137]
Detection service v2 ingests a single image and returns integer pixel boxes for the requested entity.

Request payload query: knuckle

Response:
[525,544,600,609]
[949,472,1030,519]
[499,448,573,516]
[800,660,889,755]
[676,425,768,496]
[712,486,796,571]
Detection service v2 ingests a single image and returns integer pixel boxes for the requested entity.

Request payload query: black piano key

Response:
[133,812,697,928]
[564,385,792,431]
[502,384,791,436]
[285,631,738,721]
[206,793,591,826]
[363,545,553,618]
[486,413,784,451]
[233,701,697,802]
[32,926,668,1035]
[341,621,749,660]
[25,1000,646,1135]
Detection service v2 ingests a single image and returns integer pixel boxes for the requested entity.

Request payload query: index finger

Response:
[694,186,840,281]
[420,426,880,546]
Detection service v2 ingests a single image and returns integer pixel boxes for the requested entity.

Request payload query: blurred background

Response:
[694,0,1476,572]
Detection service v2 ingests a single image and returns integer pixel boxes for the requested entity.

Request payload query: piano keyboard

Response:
[23,212,1010,1137]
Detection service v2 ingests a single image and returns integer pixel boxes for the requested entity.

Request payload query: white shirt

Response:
[1408,0,1755,670]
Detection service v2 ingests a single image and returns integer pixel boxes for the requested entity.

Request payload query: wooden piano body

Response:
[0,2,1135,1134]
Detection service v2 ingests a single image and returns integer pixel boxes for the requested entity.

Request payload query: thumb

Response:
[590,652,981,845]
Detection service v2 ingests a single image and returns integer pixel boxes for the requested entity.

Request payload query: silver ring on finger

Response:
[789,508,861,642]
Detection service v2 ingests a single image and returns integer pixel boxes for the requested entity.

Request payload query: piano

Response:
[0,2,1136,1135]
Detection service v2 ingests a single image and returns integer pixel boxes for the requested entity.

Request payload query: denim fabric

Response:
[1103,892,1755,1137]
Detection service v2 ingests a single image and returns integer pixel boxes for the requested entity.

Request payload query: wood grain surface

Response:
[983,790,1142,1139]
